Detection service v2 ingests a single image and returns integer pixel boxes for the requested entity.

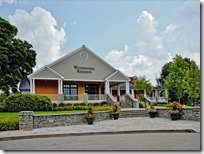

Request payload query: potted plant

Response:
[84,107,96,125]
[110,103,121,120]
[167,101,182,120]
[147,105,157,118]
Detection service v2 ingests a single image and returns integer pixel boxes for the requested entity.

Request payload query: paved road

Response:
[0,132,200,150]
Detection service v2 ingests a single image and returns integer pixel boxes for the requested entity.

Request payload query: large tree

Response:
[134,76,153,101]
[163,55,200,104]
[0,17,36,95]
[184,60,200,104]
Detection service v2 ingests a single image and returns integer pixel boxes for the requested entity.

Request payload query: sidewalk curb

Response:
[0,129,197,141]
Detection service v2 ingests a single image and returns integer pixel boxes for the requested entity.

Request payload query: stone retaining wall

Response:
[19,111,111,130]
[19,107,200,130]
[156,107,200,121]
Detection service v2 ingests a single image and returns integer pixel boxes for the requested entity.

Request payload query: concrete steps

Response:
[120,109,148,118]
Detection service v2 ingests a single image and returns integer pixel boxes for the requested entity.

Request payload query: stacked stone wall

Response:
[19,107,200,130]
[156,107,200,121]
[19,111,34,130]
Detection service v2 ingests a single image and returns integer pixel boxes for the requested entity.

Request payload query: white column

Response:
[125,81,129,94]
[117,85,120,96]
[144,89,147,97]
[32,79,35,94]
[131,89,135,98]
[105,80,110,94]
[30,78,33,94]
[58,79,63,94]
[58,80,61,93]
[60,80,63,94]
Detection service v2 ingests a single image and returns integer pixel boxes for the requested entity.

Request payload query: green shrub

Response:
[59,103,65,107]
[152,102,157,106]
[88,102,100,106]
[0,106,5,112]
[152,102,168,107]
[97,106,112,111]
[65,103,73,106]
[88,103,94,106]
[101,101,108,106]
[79,103,86,106]
[53,103,58,108]
[64,106,74,111]
[4,94,53,112]
[54,107,65,111]
[139,101,148,108]
[94,103,100,106]
[0,121,19,131]
[75,106,88,110]
[0,93,7,103]
[54,106,70,111]
[73,103,80,106]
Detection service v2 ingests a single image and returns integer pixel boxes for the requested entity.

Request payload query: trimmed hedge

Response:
[101,101,108,106]
[4,94,53,112]
[88,102,101,106]
[152,102,168,107]
[59,103,65,107]
[65,103,73,106]
[0,121,19,131]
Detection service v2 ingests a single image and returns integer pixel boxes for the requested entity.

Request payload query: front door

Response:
[85,84,99,100]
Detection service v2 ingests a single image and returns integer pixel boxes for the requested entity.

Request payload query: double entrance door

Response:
[85,84,99,100]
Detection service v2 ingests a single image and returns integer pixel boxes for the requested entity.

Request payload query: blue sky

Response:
[0,0,200,85]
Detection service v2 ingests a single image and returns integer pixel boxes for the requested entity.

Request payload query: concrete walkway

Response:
[0,117,200,141]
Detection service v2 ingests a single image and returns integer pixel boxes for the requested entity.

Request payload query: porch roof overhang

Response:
[111,82,134,90]
[105,70,129,82]
[28,65,64,80]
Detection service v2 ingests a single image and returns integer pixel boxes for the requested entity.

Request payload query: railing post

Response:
[105,80,110,94]
[82,93,88,103]
[126,81,130,94]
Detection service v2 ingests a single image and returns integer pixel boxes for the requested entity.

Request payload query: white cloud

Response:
[9,6,66,68]
[164,24,177,34]
[137,11,158,36]
[105,45,154,81]
[135,11,167,60]
[106,5,199,86]
[0,0,26,6]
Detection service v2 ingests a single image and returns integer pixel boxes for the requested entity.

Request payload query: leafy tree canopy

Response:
[162,55,200,104]
[134,76,154,101]
[0,17,36,95]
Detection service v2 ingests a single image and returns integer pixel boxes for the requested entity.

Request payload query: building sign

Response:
[74,66,95,74]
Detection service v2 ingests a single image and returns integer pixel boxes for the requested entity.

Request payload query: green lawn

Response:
[0,112,19,123]
[0,112,19,131]
[0,110,87,121]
